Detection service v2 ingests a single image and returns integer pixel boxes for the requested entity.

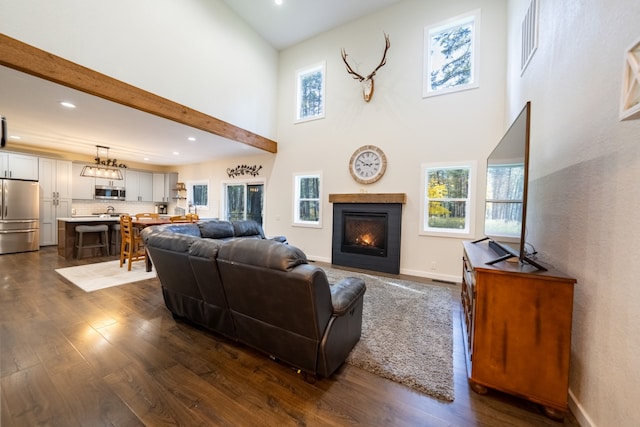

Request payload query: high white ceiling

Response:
[1,0,401,166]
[222,0,401,50]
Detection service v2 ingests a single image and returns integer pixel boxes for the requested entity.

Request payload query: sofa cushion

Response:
[218,238,307,271]
[198,221,235,239]
[145,223,201,238]
[232,220,266,238]
[146,230,199,253]
[189,237,224,258]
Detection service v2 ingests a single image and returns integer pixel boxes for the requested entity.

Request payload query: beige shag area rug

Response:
[55,260,156,292]
[322,266,454,402]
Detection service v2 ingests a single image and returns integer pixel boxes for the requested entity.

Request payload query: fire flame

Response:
[355,233,376,246]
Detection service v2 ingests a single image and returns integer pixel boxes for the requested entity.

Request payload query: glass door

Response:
[225,182,264,225]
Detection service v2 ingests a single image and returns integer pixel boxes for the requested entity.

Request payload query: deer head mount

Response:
[341,33,390,102]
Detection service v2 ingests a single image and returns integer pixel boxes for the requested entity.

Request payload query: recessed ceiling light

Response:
[173,151,180,155]
[143,157,150,161]
[60,101,76,109]
[188,137,196,141]
[275,0,283,5]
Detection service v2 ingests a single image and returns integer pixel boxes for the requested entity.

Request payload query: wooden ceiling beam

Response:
[0,33,277,153]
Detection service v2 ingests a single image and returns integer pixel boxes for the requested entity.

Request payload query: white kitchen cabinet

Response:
[95,177,123,187]
[125,170,153,202]
[0,152,39,180]
[152,172,178,202]
[39,158,73,246]
[152,173,166,202]
[71,163,95,200]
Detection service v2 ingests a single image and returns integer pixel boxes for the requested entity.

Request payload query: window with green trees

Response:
[421,163,475,236]
[296,62,325,122]
[187,180,209,211]
[293,173,321,227]
[423,9,480,97]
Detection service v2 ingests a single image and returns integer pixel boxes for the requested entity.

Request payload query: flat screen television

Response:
[478,101,546,271]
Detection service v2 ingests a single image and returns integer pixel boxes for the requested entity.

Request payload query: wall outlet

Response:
[431,261,437,271]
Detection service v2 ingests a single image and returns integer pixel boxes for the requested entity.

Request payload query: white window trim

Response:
[186,179,209,210]
[292,171,322,228]
[419,161,477,238]
[295,61,326,123]
[220,178,266,223]
[423,9,481,98]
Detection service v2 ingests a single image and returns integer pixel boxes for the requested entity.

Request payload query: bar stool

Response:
[110,224,122,255]
[75,224,110,259]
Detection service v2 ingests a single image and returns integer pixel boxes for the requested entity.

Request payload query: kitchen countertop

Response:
[58,214,174,222]
[58,216,121,222]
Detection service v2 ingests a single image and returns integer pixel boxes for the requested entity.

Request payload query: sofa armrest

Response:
[268,235,287,243]
[330,277,366,316]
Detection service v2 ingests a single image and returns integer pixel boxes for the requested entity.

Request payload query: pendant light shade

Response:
[80,145,124,180]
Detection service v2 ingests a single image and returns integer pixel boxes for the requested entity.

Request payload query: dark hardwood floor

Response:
[1,247,580,426]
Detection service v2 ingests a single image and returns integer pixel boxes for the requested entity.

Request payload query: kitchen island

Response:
[57,217,120,259]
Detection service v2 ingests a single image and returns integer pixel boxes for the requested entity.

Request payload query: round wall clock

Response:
[349,145,387,184]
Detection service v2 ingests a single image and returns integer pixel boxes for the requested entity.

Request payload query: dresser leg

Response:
[541,406,565,421]
[469,380,488,395]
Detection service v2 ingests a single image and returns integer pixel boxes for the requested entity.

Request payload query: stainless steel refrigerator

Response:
[0,179,39,254]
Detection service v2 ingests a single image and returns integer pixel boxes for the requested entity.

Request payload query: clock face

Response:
[349,145,387,184]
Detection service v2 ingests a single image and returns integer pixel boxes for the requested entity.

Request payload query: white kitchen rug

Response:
[55,260,156,292]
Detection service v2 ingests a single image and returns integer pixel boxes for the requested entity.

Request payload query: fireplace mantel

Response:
[329,193,406,204]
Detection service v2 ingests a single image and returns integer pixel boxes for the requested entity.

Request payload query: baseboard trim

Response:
[400,268,460,284]
[306,256,460,283]
[569,388,594,427]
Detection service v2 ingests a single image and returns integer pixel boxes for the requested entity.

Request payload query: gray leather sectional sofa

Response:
[140,220,366,377]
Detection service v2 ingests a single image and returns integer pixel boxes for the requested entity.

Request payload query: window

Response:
[423,9,480,97]
[295,62,326,123]
[293,172,322,227]
[186,180,209,211]
[420,162,476,237]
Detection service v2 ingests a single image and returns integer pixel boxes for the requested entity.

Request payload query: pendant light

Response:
[80,145,124,180]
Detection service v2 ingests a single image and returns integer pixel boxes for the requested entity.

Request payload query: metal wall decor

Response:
[226,164,262,178]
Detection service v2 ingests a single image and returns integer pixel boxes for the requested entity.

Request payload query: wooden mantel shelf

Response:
[328,193,406,204]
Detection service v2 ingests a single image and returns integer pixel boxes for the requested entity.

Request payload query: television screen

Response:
[484,102,529,247]
[481,101,544,270]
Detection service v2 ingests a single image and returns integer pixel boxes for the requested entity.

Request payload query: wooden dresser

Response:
[461,240,576,420]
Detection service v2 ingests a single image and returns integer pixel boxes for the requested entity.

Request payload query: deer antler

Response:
[341,49,365,82]
[366,33,390,80]
[341,32,391,102]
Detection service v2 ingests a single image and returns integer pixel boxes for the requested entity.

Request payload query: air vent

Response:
[521,0,539,75]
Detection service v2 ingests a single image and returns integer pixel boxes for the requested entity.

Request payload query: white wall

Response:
[267,0,507,281]
[0,0,279,139]
[507,1,640,426]
[175,153,275,221]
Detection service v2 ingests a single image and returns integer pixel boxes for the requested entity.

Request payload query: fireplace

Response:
[330,194,404,274]
[341,212,388,257]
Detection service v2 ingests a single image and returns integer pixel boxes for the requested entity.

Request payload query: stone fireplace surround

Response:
[329,193,406,274]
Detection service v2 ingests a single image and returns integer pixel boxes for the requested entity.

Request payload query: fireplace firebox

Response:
[341,212,388,257]
[332,202,402,274]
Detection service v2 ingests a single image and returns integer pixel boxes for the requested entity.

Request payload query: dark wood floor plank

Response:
[0,322,41,377]
[103,363,219,426]
[1,364,80,426]
[1,385,17,427]
[46,352,144,427]
[0,247,580,426]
